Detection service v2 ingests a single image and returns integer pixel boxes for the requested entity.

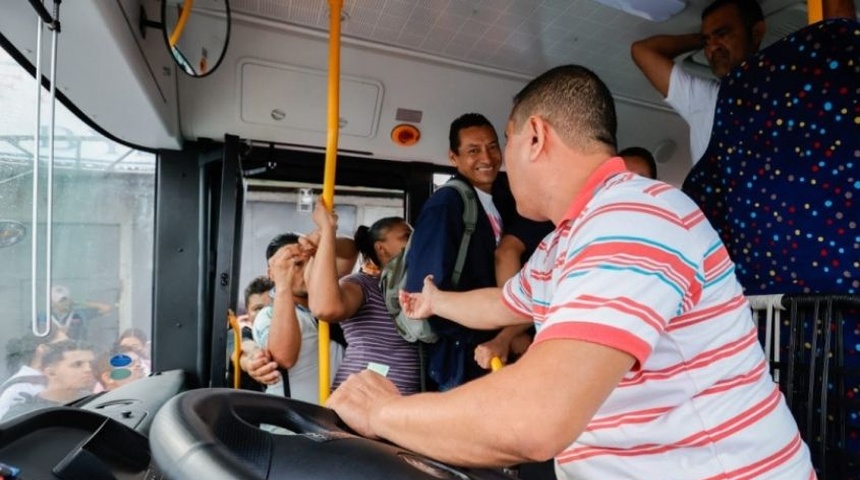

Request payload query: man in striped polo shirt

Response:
[328,65,813,479]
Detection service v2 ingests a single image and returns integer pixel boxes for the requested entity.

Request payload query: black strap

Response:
[277,367,292,398]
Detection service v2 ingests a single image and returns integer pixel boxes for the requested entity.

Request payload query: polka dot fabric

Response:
[682,19,859,297]
[682,19,860,477]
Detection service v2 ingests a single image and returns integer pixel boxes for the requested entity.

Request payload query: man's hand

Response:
[269,244,308,288]
[241,348,281,385]
[326,370,401,439]
[398,275,438,319]
[474,337,510,370]
[311,199,338,231]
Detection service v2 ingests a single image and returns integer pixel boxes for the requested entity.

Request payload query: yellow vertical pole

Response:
[319,0,343,405]
[227,309,241,389]
[807,0,823,24]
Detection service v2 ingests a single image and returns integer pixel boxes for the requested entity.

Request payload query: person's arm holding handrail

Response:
[471,234,535,368]
[307,202,365,322]
[631,33,703,97]
[301,228,359,279]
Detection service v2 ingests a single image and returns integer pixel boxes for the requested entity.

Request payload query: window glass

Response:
[0,47,155,420]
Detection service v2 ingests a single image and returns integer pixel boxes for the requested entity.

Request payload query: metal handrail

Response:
[30,14,47,337]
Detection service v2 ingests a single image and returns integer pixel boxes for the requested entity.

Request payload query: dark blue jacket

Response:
[405,175,517,389]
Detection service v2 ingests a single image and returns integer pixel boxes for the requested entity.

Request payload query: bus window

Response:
[0,47,156,421]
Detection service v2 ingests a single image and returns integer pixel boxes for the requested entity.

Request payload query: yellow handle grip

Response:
[491,357,503,372]
[227,309,241,389]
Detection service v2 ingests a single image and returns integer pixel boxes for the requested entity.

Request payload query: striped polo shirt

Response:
[502,158,814,480]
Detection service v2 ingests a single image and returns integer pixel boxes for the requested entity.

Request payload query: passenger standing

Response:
[4,340,95,420]
[226,276,273,391]
[403,113,517,390]
[631,0,855,163]
[241,233,346,403]
[307,205,420,394]
[39,285,112,342]
[0,335,49,418]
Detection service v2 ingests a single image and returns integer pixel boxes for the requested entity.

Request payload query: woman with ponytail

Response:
[307,202,421,394]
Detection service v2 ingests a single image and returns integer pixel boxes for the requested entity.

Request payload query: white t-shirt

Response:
[0,366,45,419]
[665,64,720,164]
[474,188,502,245]
[253,304,343,403]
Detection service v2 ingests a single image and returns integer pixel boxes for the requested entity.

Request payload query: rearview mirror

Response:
[163,0,231,77]
[141,0,231,78]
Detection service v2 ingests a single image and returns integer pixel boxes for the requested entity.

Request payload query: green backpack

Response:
[379,178,478,343]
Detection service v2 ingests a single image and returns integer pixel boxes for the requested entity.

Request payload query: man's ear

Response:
[751,20,766,49]
[529,116,548,161]
[448,150,458,167]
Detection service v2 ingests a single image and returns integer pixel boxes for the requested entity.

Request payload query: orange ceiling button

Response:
[391,124,420,146]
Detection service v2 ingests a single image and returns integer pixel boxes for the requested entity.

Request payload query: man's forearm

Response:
[431,288,529,330]
[495,324,531,343]
[631,32,704,96]
[267,292,302,368]
[368,340,634,467]
[370,368,546,467]
[632,33,703,60]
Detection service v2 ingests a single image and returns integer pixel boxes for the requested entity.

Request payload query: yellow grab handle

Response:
[227,309,241,389]
[491,357,503,372]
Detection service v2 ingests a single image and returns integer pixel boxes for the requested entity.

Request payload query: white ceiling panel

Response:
[228,0,812,107]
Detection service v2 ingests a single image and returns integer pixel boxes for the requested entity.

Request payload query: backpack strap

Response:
[442,178,478,288]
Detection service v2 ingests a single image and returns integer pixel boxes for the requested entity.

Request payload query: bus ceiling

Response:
[0,0,822,186]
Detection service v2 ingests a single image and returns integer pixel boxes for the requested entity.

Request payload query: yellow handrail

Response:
[807,0,823,24]
[169,0,194,48]
[227,309,241,389]
[319,0,343,405]
[491,356,503,372]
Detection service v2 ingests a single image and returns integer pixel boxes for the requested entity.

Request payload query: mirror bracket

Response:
[139,5,163,39]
